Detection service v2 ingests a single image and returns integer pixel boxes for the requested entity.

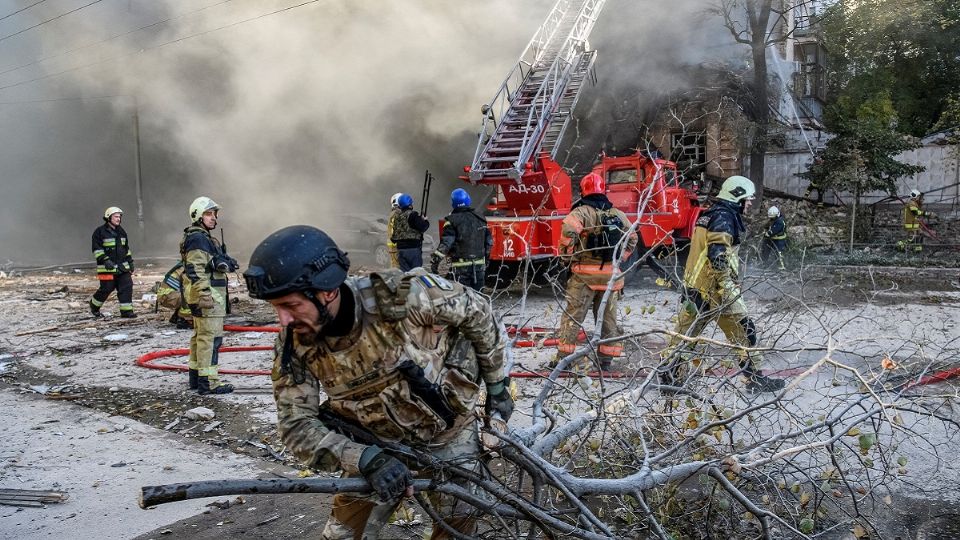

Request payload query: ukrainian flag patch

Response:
[418,274,454,291]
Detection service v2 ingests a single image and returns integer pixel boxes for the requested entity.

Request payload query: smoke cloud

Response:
[0,0,744,266]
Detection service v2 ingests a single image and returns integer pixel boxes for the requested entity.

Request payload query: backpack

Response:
[585,209,626,263]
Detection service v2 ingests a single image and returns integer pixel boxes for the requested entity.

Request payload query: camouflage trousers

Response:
[555,273,623,362]
[321,425,482,540]
[189,316,224,386]
[663,288,761,382]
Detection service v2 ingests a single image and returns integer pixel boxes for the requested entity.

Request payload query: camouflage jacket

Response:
[271,268,506,475]
[180,225,228,317]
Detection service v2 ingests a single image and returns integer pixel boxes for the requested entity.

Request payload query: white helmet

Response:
[767,206,780,218]
[189,196,220,222]
[910,189,922,199]
[717,175,756,203]
[103,206,123,220]
[390,192,403,209]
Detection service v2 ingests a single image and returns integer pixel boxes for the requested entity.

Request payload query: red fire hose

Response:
[135,325,960,387]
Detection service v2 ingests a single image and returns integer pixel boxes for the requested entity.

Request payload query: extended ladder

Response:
[469,0,606,183]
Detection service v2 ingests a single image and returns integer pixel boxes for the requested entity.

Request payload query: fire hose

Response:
[134,325,959,386]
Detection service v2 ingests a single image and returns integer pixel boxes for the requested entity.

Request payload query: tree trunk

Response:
[747,0,773,209]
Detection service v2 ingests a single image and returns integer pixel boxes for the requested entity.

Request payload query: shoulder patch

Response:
[417,274,454,291]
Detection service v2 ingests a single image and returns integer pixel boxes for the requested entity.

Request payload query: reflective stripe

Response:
[93,249,106,257]
[451,258,484,267]
[770,234,787,240]
[102,239,117,247]
[904,224,919,230]
[96,265,117,273]
[598,344,622,357]
[90,298,104,307]
[119,304,134,311]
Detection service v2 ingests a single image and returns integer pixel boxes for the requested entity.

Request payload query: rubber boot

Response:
[188,369,199,390]
[120,311,137,319]
[90,301,102,318]
[197,376,234,395]
[743,368,785,394]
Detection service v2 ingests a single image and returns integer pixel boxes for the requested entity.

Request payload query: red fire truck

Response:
[460,0,700,283]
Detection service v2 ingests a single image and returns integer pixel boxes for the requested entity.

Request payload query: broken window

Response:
[793,42,827,101]
[670,132,707,174]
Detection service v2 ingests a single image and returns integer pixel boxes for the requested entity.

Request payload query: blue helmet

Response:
[451,188,471,209]
[397,193,414,209]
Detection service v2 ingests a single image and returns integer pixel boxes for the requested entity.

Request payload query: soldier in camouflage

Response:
[388,193,429,271]
[243,225,513,540]
[181,196,238,395]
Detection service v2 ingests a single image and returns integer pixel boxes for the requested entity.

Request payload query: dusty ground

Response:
[0,262,958,539]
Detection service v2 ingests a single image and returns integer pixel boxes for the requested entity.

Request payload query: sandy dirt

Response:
[0,263,958,539]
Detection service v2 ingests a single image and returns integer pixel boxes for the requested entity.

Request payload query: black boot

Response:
[598,356,613,372]
[197,376,234,395]
[120,311,137,319]
[188,369,199,390]
[90,301,102,318]
[743,368,786,394]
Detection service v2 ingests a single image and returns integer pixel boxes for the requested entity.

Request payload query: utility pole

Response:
[132,95,145,244]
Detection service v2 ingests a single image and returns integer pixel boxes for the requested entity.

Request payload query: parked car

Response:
[328,213,435,268]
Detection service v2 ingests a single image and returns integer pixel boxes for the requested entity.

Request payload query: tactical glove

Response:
[429,253,443,274]
[103,260,116,271]
[198,293,215,310]
[358,447,412,502]
[484,377,514,423]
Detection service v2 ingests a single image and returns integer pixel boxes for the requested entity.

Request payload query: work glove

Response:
[429,253,443,274]
[358,447,412,502]
[198,293,215,310]
[103,260,116,271]
[484,377,514,423]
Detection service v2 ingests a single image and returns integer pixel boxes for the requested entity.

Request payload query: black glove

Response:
[227,256,239,271]
[429,253,442,274]
[485,377,514,423]
[103,260,116,271]
[359,447,412,502]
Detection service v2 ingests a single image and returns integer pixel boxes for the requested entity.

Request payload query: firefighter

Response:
[551,172,638,371]
[386,193,402,268]
[388,193,429,271]
[430,188,492,291]
[89,206,136,318]
[762,206,787,270]
[662,175,785,394]
[156,262,193,329]
[803,180,825,207]
[243,225,511,539]
[181,196,238,395]
[898,189,934,253]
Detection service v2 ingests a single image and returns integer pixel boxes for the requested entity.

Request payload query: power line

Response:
[0,0,325,92]
[0,0,103,44]
[0,0,48,23]
[0,0,235,78]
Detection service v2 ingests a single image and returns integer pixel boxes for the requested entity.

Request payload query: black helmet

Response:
[243,225,350,300]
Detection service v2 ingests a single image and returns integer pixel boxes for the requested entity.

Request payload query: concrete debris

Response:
[102,334,128,342]
[202,421,223,433]
[163,419,180,431]
[0,488,69,508]
[256,515,280,527]
[183,407,215,421]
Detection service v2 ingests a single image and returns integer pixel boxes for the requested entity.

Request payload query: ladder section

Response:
[469,0,606,183]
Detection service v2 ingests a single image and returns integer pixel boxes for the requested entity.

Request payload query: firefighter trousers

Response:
[397,247,423,272]
[555,273,623,362]
[189,316,224,386]
[451,263,485,292]
[664,288,761,381]
[321,426,481,540]
[91,272,134,314]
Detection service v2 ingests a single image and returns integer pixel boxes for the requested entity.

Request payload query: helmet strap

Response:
[303,288,338,329]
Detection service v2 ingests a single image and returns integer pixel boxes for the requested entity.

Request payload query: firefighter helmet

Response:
[103,206,123,221]
[243,225,350,300]
[451,188,471,208]
[390,192,403,208]
[397,193,414,209]
[717,175,756,203]
[910,189,922,199]
[767,206,780,218]
[580,172,605,196]
[189,196,220,222]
